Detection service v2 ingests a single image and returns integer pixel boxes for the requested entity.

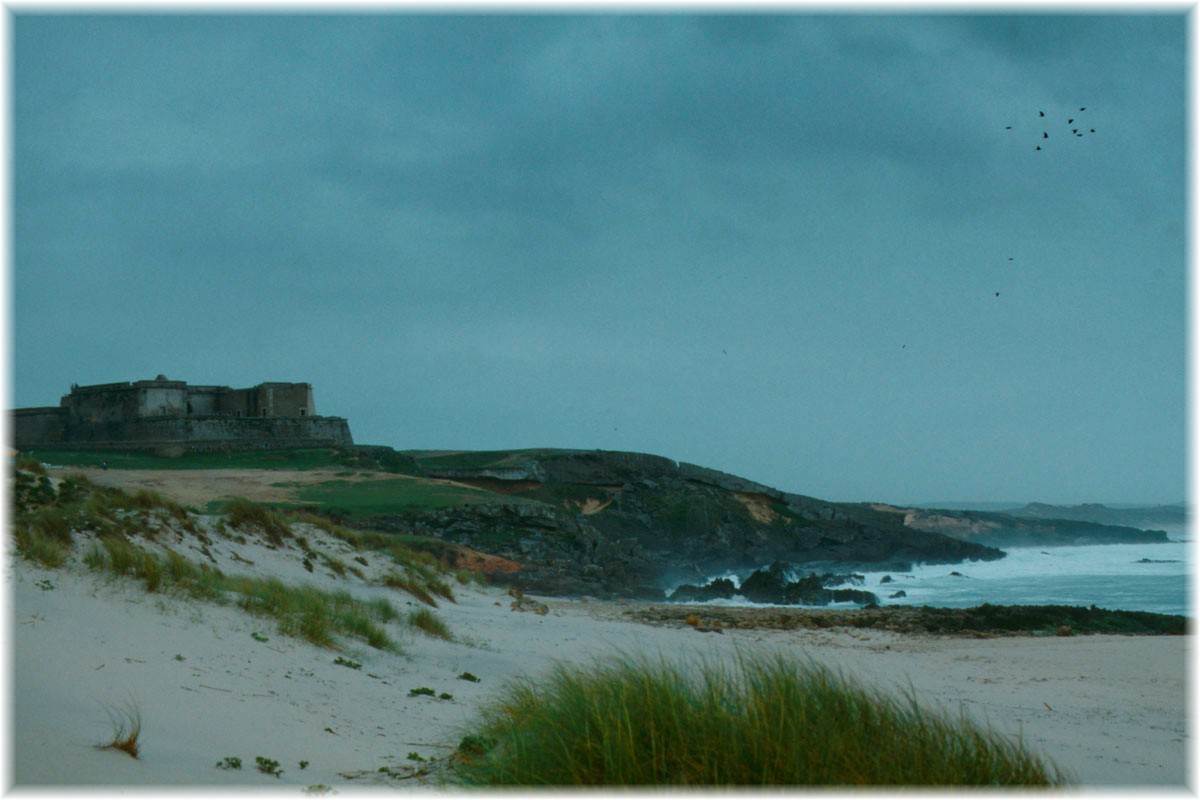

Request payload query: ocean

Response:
[694,538,1191,617]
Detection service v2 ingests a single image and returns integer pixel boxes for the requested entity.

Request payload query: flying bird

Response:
[1068,118,1074,124]
[1043,132,1048,138]
[1039,110,1045,116]
[1080,107,1086,111]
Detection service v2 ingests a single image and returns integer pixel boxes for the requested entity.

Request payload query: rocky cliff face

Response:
[1007,502,1186,532]
[366,450,1004,599]
[858,503,1171,547]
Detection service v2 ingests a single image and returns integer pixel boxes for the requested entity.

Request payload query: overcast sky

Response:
[9,11,1188,505]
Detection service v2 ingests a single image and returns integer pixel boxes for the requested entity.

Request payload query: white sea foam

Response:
[693,541,1192,616]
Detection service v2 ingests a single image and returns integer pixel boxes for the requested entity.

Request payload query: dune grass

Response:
[97,699,142,759]
[228,576,398,651]
[222,497,293,545]
[81,538,400,651]
[408,607,452,640]
[453,652,1070,787]
[12,463,452,650]
[13,524,71,568]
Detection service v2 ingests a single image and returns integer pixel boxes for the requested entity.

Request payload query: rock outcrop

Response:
[365,449,1005,598]
[669,562,880,606]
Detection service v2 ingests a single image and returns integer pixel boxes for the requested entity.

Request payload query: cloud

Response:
[10,12,1186,502]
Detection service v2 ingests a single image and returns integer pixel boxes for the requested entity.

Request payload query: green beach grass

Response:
[453,652,1070,787]
[10,464,461,651]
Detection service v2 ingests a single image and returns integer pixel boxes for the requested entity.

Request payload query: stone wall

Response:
[12,408,68,445]
[63,384,142,424]
[14,414,354,453]
[253,383,315,417]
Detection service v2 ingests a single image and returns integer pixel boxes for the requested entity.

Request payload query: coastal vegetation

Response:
[9,463,463,651]
[97,699,143,760]
[292,477,533,516]
[452,652,1070,786]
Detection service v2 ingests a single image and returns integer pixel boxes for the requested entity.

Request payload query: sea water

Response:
[850,540,1191,617]
[696,539,1192,617]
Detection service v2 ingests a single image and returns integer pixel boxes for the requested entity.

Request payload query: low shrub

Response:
[255,755,283,778]
[453,652,1070,787]
[15,454,45,474]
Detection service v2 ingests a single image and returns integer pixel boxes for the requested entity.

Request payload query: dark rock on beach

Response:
[671,561,880,607]
[623,602,1189,637]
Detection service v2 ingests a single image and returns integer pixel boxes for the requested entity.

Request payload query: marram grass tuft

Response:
[452,651,1071,787]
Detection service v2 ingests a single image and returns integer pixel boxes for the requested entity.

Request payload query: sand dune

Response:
[5,514,1190,790]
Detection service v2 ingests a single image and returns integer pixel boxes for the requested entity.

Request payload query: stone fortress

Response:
[11,376,354,454]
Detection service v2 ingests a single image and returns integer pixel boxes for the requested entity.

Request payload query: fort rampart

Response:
[11,377,354,453]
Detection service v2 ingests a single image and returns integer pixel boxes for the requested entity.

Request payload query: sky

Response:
[7,10,1189,505]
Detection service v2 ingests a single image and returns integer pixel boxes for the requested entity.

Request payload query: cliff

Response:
[364,449,1003,598]
[1007,502,1187,531]
[860,504,1172,548]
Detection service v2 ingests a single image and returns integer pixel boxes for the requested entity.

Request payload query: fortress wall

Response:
[13,415,353,452]
[131,416,351,446]
[64,385,140,424]
[138,386,187,417]
[254,383,314,416]
[185,387,223,415]
[12,408,68,446]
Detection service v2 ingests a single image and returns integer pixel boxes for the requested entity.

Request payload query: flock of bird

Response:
[1006,107,1096,151]
[886,107,1099,352]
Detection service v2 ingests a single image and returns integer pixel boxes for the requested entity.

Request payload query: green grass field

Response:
[28,448,353,471]
[292,478,541,517]
[26,447,421,474]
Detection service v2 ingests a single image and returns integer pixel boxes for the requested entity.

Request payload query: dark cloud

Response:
[10,12,1186,503]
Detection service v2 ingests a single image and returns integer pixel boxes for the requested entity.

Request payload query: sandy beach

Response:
[5,490,1191,791]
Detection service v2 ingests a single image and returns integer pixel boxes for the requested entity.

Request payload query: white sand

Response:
[4,514,1191,791]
